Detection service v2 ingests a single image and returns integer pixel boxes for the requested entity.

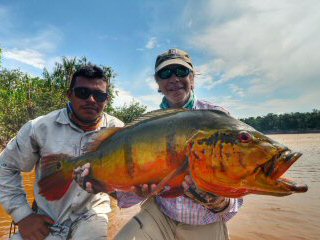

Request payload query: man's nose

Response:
[168,74,180,82]
[87,94,96,102]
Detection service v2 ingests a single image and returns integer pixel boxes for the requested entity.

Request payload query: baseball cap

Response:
[155,48,193,73]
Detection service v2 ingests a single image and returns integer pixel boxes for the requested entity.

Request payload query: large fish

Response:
[38,109,308,201]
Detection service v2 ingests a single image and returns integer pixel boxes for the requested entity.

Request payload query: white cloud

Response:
[1,7,62,70]
[194,59,258,89]
[145,37,158,49]
[209,89,319,118]
[145,75,158,91]
[194,59,225,89]
[139,94,162,111]
[112,86,161,112]
[184,0,320,115]
[3,48,45,69]
[7,26,62,53]
[229,84,245,97]
[113,66,161,111]
[113,87,142,108]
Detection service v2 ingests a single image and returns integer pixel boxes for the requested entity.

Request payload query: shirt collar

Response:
[160,91,196,110]
[55,108,107,130]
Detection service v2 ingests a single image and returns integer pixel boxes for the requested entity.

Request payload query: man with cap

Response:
[77,49,243,240]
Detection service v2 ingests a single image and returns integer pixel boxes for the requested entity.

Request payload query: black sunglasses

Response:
[156,66,191,80]
[73,87,108,102]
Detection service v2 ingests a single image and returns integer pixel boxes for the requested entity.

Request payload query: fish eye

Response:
[238,131,252,143]
[56,162,62,170]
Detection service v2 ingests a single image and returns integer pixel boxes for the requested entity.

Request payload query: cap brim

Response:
[155,59,193,73]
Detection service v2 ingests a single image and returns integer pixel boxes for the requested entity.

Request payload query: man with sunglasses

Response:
[0,65,124,239]
[78,49,243,239]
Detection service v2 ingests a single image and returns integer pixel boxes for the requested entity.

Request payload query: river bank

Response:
[263,129,320,134]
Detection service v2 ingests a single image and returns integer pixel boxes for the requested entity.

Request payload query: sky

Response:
[0,0,319,118]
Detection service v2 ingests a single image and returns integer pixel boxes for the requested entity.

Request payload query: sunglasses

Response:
[73,87,109,102]
[156,66,191,80]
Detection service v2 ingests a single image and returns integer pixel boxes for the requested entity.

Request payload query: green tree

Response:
[241,110,320,133]
[0,69,57,147]
[112,101,147,124]
[0,57,148,147]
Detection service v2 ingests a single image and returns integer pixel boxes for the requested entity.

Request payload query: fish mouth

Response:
[262,150,308,193]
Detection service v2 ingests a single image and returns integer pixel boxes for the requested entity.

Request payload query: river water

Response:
[0,133,319,239]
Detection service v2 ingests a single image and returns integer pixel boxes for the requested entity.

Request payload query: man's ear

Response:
[67,89,72,100]
[190,74,195,90]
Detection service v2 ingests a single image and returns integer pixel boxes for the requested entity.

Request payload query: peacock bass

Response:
[38,109,308,201]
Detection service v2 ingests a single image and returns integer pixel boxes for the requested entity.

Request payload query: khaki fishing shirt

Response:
[0,108,124,224]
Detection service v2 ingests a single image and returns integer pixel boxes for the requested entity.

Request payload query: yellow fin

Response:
[125,108,186,128]
[146,159,189,198]
[85,109,186,152]
[85,127,122,152]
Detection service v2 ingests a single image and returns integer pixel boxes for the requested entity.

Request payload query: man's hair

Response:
[69,65,109,90]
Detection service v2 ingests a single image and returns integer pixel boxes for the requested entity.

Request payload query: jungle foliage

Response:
[0,57,146,147]
[241,110,320,133]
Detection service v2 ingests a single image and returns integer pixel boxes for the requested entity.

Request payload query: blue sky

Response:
[0,0,319,118]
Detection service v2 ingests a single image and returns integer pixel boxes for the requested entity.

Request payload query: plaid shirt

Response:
[117,99,243,225]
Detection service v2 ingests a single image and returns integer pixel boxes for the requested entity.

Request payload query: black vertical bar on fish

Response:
[166,132,177,167]
[124,136,135,178]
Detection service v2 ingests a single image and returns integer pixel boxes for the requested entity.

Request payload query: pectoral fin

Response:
[146,159,189,198]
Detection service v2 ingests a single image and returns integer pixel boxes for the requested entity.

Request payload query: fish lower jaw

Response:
[276,178,308,193]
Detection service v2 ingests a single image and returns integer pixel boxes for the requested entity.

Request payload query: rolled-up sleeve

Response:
[0,121,39,223]
[217,198,243,222]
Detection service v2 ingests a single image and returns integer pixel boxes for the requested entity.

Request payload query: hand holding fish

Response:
[73,163,107,194]
[130,184,158,198]
[17,213,54,240]
[74,163,93,192]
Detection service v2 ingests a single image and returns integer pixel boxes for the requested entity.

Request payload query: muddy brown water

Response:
[0,134,319,239]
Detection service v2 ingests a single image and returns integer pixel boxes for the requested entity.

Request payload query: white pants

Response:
[11,213,108,240]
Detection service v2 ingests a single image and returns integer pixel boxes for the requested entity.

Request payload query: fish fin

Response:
[82,109,187,152]
[146,159,189,198]
[38,154,74,201]
[125,109,187,128]
[85,127,122,152]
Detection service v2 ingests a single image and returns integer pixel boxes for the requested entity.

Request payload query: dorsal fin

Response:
[85,127,122,152]
[85,109,187,152]
[125,108,187,128]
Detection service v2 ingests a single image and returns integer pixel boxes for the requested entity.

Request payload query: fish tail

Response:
[38,154,74,201]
